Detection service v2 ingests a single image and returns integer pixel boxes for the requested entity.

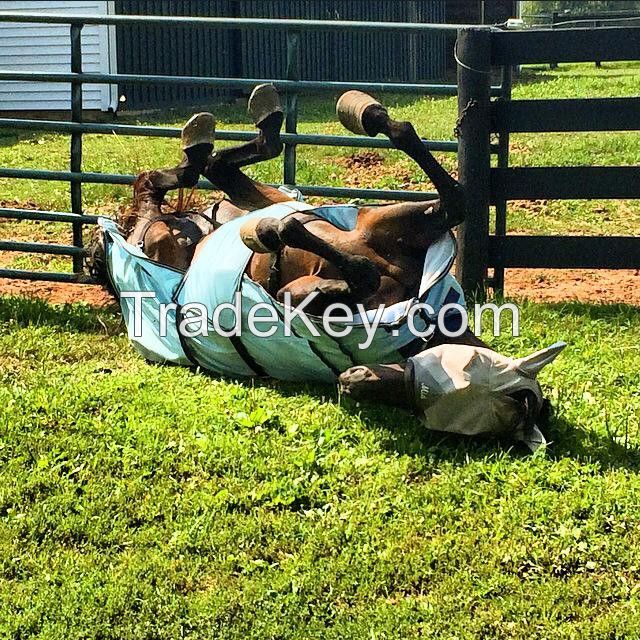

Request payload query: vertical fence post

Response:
[455,27,492,299]
[407,1,419,83]
[70,22,84,274]
[284,31,300,186]
[492,63,512,295]
[550,12,559,69]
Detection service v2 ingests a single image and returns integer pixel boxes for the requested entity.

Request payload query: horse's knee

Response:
[387,120,422,151]
[177,165,201,188]
[443,183,467,227]
[277,277,350,310]
[342,255,381,298]
[278,215,304,245]
[394,120,418,140]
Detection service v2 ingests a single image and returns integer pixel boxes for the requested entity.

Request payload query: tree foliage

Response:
[522,0,640,20]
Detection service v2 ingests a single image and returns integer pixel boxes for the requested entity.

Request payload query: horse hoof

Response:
[248,84,283,127]
[336,90,385,137]
[239,217,282,254]
[339,364,406,404]
[181,113,216,151]
[339,365,376,392]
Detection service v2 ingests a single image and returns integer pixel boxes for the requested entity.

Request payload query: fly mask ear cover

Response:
[406,342,566,451]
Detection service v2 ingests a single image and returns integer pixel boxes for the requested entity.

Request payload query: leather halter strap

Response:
[134,210,216,251]
[134,213,178,249]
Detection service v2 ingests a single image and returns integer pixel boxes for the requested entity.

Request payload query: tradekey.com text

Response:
[122,291,521,350]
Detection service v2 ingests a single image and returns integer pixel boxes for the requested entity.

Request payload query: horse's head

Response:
[86,177,215,284]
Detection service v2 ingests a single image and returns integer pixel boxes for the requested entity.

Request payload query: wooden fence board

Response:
[489,235,640,269]
[491,27,640,65]
[491,97,640,133]
[491,166,640,201]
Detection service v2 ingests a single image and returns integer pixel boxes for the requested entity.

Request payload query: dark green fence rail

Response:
[3,14,633,294]
[0,12,501,285]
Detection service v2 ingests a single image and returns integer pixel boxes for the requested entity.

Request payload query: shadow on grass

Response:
[260,377,629,469]
[546,413,640,471]
[0,130,44,148]
[334,393,640,472]
[0,295,121,335]
[494,298,640,320]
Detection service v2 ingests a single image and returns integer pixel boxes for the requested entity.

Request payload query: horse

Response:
[96,86,467,311]
[89,85,558,447]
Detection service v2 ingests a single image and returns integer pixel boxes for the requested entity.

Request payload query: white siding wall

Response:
[0,0,117,111]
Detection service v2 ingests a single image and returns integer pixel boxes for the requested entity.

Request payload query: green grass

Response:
[2,62,640,638]
[2,298,640,639]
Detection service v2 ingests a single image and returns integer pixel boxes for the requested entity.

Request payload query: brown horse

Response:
[107,86,469,316]
[91,86,538,425]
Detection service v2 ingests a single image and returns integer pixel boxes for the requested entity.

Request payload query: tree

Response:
[522,0,640,21]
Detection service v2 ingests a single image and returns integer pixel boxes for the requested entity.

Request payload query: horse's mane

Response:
[115,203,138,237]
[115,178,203,237]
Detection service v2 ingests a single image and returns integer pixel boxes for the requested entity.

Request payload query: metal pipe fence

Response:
[0,12,495,284]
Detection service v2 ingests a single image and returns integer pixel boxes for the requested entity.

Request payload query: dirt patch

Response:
[340,150,385,171]
[334,150,458,191]
[2,269,640,308]
[0,198,41,211]
[0,278,115,307]
[505,268,640,305]
[336,151,417,190]
[510,199,549,215]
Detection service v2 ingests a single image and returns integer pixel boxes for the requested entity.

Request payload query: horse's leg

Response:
[134,112,215,209]
[210,84,284,170]
[202,160,292,212]
[277,275,351,306]
[339,363,409,407]
[201,84,292,211]
[243,216,381,303]
[338,92,465,228]
[211,84,284,170]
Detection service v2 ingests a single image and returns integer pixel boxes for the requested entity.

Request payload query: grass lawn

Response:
[2,299,640,639]
[1,62,640,638]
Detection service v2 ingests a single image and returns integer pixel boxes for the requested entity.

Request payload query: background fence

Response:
[0,11,507,285]
[455,24,640,295]
[4,12,636,297]
[115,0,447,110]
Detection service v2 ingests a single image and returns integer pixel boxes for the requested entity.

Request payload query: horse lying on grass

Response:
[89,85,564,450]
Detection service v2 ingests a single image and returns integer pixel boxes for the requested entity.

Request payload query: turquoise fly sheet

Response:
[101,201,465,382]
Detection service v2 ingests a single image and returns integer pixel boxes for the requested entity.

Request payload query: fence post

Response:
[455,27,492,299]
[550,12,559,69]
[492,63,512,295]
[70,22,84,274]
[284,31,300,186]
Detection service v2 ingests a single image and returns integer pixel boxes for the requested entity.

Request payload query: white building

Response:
[0,0,118,111]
